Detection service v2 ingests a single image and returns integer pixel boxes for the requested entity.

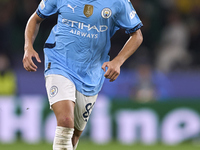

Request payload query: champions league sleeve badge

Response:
[101,8,112,19]
[40,0,46,10]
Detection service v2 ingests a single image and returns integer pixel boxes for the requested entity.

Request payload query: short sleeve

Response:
[36,0,58,19]
[115,0,143,34]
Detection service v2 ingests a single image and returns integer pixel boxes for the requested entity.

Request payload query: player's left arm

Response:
[102,29,143,82]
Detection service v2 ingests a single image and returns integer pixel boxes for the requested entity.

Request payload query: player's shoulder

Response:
[113,0,131,8]
[117,0,131,4]
[45,0,61,6]
[112,0,132,12]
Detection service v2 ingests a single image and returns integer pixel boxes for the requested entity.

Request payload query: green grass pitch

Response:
[0,141,200,150]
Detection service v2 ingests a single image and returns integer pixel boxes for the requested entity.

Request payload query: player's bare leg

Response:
[72,127,83,150]
[52,100,75,150]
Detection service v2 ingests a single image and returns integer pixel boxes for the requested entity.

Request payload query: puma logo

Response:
[67,4,77,13]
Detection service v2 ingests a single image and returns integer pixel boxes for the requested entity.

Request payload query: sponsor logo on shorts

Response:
[49,86,58,97]
[101,8,112,19]
[83,102,95,122]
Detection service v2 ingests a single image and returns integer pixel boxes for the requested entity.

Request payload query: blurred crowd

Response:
[0,0,56,58]
[111,0,200,73]
[0,0,200,101]
[1,0,200,71]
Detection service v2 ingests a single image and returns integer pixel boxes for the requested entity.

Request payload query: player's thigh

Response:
[74,91,98,131]
[45,74,76,108]
[45,74,76,126]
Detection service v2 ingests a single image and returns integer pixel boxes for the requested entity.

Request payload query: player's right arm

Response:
[23,12,44,72]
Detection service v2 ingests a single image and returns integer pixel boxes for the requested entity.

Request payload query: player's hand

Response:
[102,60,120,82]
[23,48,41,72]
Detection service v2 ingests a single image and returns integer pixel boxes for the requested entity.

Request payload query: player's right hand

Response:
[23,48,41,72]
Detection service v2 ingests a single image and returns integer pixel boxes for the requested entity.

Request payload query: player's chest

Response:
[58,0,116,23]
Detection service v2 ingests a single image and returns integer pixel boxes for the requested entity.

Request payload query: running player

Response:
[23,0,143,149]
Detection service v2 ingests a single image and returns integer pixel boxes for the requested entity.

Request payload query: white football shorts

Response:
[45,74,98,131]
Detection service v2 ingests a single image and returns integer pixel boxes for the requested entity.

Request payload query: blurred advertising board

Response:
[0,95,200,145]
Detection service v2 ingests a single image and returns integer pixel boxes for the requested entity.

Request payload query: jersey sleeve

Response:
[115,0,143,34]
[36,0,58,19]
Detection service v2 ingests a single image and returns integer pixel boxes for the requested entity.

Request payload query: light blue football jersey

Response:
[36,0,143,96]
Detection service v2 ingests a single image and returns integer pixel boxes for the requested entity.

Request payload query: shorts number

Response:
[83,102,95,122]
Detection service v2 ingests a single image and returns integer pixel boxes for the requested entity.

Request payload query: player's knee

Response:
[57,115,74,128]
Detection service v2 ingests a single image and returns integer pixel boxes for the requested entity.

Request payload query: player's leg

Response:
[45,74,76,150]
[52,101,75,128]
[72,91,98,150]
[72,127,82,150]
[52,100,75,150]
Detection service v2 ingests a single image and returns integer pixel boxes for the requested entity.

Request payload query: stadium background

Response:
[1,0,200,149]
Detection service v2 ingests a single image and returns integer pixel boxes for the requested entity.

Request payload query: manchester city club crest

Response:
[84,4,94,17]
[49,86,58,97]
[101,8,112,19]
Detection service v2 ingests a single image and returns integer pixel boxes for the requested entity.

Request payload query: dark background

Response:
[1,0,200,101]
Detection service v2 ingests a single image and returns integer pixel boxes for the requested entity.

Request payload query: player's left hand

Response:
[102,60,120,82]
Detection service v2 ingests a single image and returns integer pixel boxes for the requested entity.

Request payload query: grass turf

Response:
[0,141,200,150]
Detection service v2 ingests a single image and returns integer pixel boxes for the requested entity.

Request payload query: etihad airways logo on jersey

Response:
[62,19,108,32]
[62,19,108,39]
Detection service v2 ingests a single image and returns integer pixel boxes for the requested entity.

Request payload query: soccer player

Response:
[23,0,143,149]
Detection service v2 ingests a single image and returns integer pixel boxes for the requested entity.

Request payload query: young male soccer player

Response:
[23,0,143,149]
